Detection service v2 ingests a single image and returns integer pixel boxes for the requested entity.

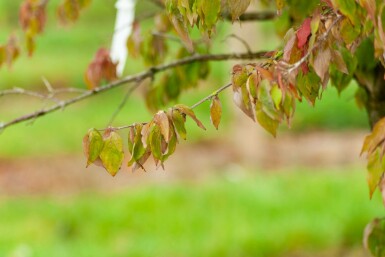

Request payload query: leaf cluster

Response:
[83,104,207,176]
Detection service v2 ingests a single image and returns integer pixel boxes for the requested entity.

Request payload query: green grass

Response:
[0,168,383,257]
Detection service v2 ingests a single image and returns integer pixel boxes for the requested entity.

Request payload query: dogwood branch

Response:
[0,51,267,131]
[99,82,233,132]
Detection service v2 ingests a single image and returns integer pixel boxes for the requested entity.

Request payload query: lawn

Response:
[0,168,383,257]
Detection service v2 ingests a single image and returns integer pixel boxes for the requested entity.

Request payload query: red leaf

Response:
[296,18,311,49]
[85,48,118,89]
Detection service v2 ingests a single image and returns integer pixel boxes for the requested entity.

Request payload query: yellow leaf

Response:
[100,129,124,176]
[210,95,222,130]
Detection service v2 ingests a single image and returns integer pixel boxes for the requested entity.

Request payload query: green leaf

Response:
[246,73,259,99]
[162,128,178,161]
[271,84,283,110]
[198,0,221,34]
[339,17,361,45]
[331,0,358,25]
[296,70,321,105]
[364,218,385,257]
[174,104,206,130]
[210,95,222,130]
[172,109,187,140]
[100,129,124,177]
[149,125,162,161]
[83,128,104,167]
[128,124,146,166]
[258,79,281,120]
[255,102,279,137]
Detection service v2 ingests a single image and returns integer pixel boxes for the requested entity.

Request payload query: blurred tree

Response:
[1,1,385,254]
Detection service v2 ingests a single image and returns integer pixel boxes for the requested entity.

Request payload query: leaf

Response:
[331,0,358,25]
[172,109,187,140]
[199,0,221,35]
[255,102,279,137]
[83,128,104,167]
[127,127,135,153]
[141,122,153,148]
[154,111,170,142]
[128,124,146,166]
[162,128,178,161]
[222,0,251,22]
[168,13,194,52]
[210,95,222,130]
[364,218,385,257]
[100,129,124,176]
[275,0,285,15]
[367,149,385,198]
[296,70,321,105]
[339,17,361,45]
[132,150,151,172]
[362,118,385,156]
[232,64,249,90]
[271,84,283,109]
[258,79,281,121]
[246,73,259,99]
[233,87,255,121]
[84,48,118,89]
[174,104,206,130]
[312,46,331,81]
[149,125,162,161]
[296,18,311,49]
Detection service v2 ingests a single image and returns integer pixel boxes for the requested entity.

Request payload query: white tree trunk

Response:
[110,0,137,76]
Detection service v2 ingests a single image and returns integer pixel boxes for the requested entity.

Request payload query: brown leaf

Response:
[362,118,385,157]
[84,48,118,89]
[222,0,251,22]
[312,46,331,81]
[233,87,255,121]
[210,95,222,130]
[154,111,170,142]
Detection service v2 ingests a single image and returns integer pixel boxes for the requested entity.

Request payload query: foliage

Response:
[2,0,385,255]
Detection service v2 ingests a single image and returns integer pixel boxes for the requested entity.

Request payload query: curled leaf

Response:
[128,124,146,166]
[174,104,206,130]
[364,218,385,257]
[172,109,187,140]
[154,111,170,142]
[210,95,222,130]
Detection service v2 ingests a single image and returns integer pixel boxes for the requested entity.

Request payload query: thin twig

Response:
[191,83,232,109]
[0,87,62,104]
[99,82,233,131]
[0,51,267,131]
[222,34,252,54]
[108,82,141,125]
[226,11,276,22]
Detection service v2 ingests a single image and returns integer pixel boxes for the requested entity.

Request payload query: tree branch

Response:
[233,11,276,22]
[0,51,267,131]
[99,82,233,131]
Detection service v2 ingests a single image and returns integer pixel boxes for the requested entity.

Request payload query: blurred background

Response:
[0,1,383,257]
